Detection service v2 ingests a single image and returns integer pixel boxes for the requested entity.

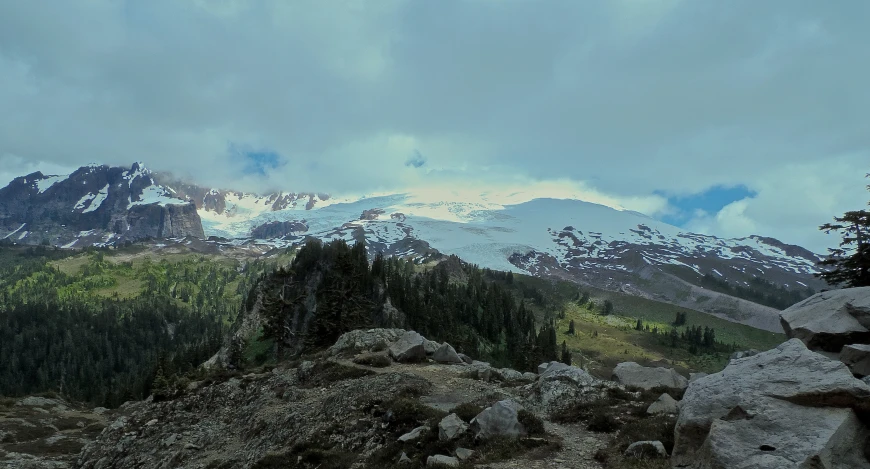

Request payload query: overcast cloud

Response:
[1,0,868,253]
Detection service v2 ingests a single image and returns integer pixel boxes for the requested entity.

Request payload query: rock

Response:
[455,448,474,461]
[458,353,473,364]
[688,372,708,383]
[439,413,468,441]
[427,455,459,467]
[16,396,68,409]
[470,400,526,439]
[492,368,524,382]
[329,328,406,356]
[399,452,412,464]
[673,339,870,468]
[780,287,870,353]
[646,393,679,415]
[538,361,565,375]
[729,349,759,360]
[840,343,870,376]
[433,343,463,364]
[611,362,688,390]
[389,331,427,362]
[522,372,537,382]
[864,376,870,385]
[144,419,158,427]
[624,440,667,459]
[398,426,427,442]
[540,363,595,386]
[424,340,441,356]
[297,361,316,380]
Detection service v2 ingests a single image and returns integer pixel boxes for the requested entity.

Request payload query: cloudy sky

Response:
[1,0,868,253]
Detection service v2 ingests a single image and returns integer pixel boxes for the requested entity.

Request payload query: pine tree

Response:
[817,174,870,287]
[560,341,571,365]
[567,319,576,335]
[601,300,614,316]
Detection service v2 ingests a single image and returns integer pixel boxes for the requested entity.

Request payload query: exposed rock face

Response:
[438,414,468,441]
[389,331,427,362]
[329,328,406,356]
[611,362,688,390]
[624,441,667,459]
[250,220,308,239]
[688,372,708,383]
[729,349,759,360]
[672,339,870,468]
[534,363,606,413]
[470,400,526,439]
[840,343,870,377]
[0,163,204,246]
[780,287,870,353]
[433,343,464,364]
[646,393,679,415]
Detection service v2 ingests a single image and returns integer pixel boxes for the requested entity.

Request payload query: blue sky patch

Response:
[658,184,757,226]
[405,150,427,168]
[230,145,284,176]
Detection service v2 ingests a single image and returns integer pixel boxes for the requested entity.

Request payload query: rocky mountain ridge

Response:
[0,163,827,331]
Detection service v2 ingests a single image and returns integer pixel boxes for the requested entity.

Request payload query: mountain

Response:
[0,163,825,331]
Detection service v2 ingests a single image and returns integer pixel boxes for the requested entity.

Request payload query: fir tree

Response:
[560,341,571,365]
[817,174,870,287]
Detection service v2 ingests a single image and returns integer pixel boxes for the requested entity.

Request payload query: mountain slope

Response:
[0,163,825,331]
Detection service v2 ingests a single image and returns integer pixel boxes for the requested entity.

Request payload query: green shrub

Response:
[518,410,545,435]
[586,410,621,433]
[450,402,484,422]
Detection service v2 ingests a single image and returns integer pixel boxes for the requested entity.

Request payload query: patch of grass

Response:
[587,410,621,433]
[450,402,484,423]
[352,353,392,368]
[300,362,376,388]
[518,410,545,435]
[593,415,677,468]
[388,398,448,431]
[252,443,358,469]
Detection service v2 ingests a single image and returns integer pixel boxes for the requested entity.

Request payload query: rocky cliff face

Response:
[0,163,204,247]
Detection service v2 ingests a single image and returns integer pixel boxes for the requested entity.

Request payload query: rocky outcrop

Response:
[688,372,708,383]
[250,220,308,239]
[780,287,870,353]
[646,393,678,415]
[611,362,688,390]
[470,400,526,439]
[433,343,463,364]
[329,328,406,356]
[126,203,204,239]
[840,343,870,377]
[389,331,427,363]
[672,339,870,468]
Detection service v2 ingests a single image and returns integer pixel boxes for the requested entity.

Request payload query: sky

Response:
[0,0,868,254]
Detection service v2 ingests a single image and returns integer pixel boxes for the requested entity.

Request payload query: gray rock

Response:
[424,340,441,356]
[388,331,427,362]
[780,287,870,353]
[470,400,526,439]
[541,364,595,386]
[328,328,406,356]
[538,361,567,375]
[438,413,468,441]
[493,368,525,382]
[646,393,679,415]
[729,349,759,360]
[427,455,459,467]
[458,353,473,364]
[864,376,870,385]
[398,425,427,442]
[688,372,708,383]
[840,343,870,376]
[433,343,463,364]
[624,440,667,459]
[455,448,475,461]
[673,339,870,468]
[611,362,688,390]
[399,452,412,464]
[522,372,538,381]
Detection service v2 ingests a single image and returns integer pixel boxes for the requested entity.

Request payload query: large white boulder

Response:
[673,339,870,468]
[470,400,526,439]
[438,413,468,441]
[840,343,870,377]
[611,362,688,390]
[780,287,870,353]
[388,331,427,362]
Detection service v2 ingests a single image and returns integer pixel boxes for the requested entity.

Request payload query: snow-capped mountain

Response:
[1,163,825,331]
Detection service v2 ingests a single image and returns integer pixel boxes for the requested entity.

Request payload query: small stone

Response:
[427,455,459,467]
[399,452,412,464]
[624,440,667,459]
[145,419,158,427]
[455,448,475,461]
[398,426,427,442]
[647,393,679,415]
[184,443,200,450]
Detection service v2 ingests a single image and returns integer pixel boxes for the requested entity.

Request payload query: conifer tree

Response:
[560,341,571,365]
[817,174,870,287]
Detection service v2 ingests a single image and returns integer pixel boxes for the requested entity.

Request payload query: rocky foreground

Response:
[3,287,870,469]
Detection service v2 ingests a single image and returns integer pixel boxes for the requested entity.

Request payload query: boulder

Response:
[673,339,870,468]
[470,400,526,439]
[624,440,667,459]
[840,343,870,376]
[438,413,468,441]
[780,287,870,353]
[427,455,459,467]
[646,393,679,415]
[535,365,607,413]
[522,372,538,382]
[458,353,473,364]
[398,426,427,442]
[455,447,474,461]
[433,343,464,364]
[389,331,427,362]
[424,340,440,356]
[541,364,595,386]
[492,368,526,382]
[729,349,759,360]
[864,376,870,386]
[611,362,688,390]
[688,372,708,384]
[399,452,412,464]
[329,328,406,356]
